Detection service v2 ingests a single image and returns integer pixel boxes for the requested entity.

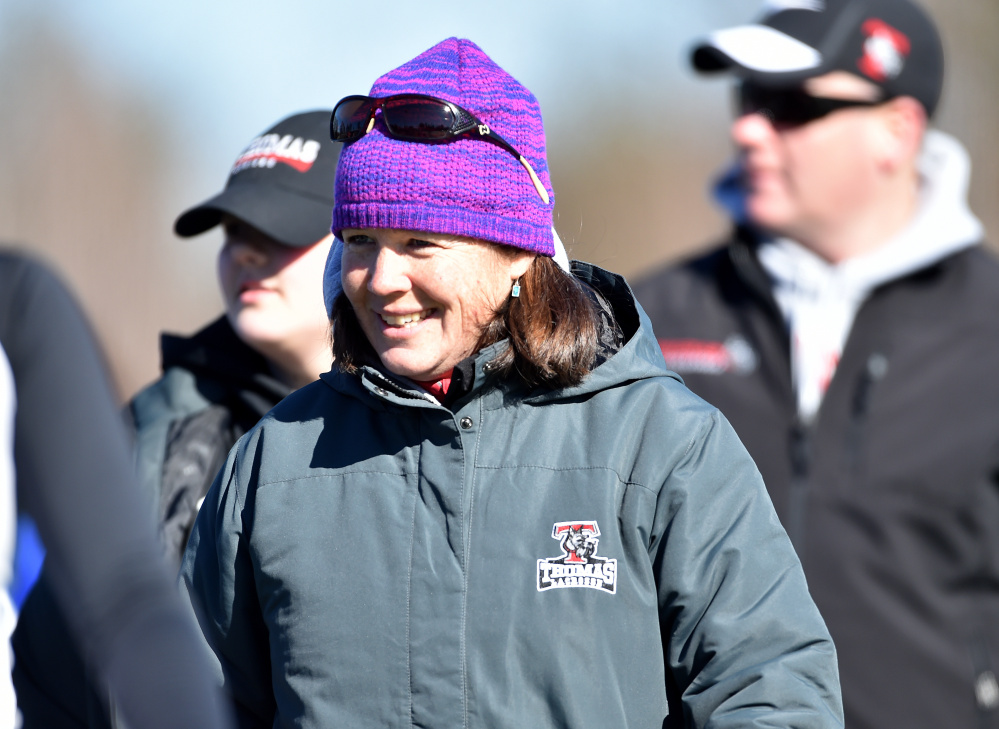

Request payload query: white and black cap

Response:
[175,111,341,247]
[691,0,944,117]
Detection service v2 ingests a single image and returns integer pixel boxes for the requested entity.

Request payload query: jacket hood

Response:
[525,263,675,404]
[161,316,291,419]
[321,263,675,408]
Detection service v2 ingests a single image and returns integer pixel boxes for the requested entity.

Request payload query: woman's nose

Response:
[367,247,410,295]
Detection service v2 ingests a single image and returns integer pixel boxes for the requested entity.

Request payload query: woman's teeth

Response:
[382,310,430,327]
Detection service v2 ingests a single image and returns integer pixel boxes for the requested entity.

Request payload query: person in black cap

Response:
[173,110,339,396]
[11,110,339,729]
[632,0,999,727]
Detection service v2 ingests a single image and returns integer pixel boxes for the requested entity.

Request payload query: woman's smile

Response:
[379,308,436,328]
[341,227,533,381]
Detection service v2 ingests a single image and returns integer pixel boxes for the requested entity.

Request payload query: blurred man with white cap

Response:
[632,1,999,727]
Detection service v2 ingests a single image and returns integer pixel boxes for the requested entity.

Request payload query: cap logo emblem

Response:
[231,133,321,175]
[858,18,911,81]
[537,521,617,594]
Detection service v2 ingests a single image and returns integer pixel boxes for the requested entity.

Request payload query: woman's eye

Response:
[345,235,374,247]
[408,239,435,250]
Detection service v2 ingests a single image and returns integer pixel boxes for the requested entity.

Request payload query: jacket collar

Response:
[161,316,291,418]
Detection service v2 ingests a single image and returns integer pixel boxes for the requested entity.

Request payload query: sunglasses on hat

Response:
[331,94,550,204]
[736,82,882,128]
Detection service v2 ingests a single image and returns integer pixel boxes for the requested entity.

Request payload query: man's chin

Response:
[745,198,796,237]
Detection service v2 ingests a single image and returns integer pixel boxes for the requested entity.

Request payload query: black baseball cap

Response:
[175,110,341,247]
[690,0,944,117]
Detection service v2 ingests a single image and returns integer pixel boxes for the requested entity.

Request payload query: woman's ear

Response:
[508,251,536,282]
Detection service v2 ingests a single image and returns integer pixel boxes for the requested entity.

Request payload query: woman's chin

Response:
[229,312,288,353]
[377,350,448,382]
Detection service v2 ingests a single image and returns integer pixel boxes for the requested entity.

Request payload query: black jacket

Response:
[131,317,291,571]
[12,316,288,729]
[631,228,999,729]
[1,251,232,729]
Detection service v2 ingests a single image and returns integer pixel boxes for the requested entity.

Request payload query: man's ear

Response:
[875,96,927,173]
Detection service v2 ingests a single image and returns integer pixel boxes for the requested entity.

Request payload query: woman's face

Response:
[217,214,333,382]
[341,228,534,382]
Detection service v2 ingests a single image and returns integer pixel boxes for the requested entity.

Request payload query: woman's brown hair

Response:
[331,255,600,389]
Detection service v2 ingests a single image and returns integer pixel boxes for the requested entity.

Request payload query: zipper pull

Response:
[847,353,889,472]
[853,353,889,417]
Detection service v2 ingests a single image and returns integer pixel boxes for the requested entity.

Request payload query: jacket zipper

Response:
[846,353,888,474]
[787,353,887,553]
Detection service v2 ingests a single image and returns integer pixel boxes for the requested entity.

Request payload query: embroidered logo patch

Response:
[537,521,617,594]
[857,18,911,81]
[658,335,758,375]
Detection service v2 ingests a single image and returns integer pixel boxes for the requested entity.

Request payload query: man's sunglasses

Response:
[331,93,550,204]
[736,82,882,128]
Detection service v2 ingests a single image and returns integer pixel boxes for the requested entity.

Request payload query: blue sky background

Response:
[0,0,757,181]
[0,0,764,391]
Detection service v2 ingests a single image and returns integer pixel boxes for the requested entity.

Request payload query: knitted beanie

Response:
[332,38,555,256]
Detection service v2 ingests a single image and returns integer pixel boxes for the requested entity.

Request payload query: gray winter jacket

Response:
[181,263,843,729]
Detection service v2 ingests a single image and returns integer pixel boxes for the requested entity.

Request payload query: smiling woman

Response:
[337,228,536,382]
[333,227,598,389]
[180,37,843,729]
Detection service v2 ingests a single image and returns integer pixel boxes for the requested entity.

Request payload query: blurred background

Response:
[1,0,995,398]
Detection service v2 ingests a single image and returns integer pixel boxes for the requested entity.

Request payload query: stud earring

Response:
[511,278,521,298]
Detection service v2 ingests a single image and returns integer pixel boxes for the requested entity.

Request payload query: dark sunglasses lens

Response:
[737,84,759,117]
[737,85,790,124]
[382,97,454,140]
[332,99,374,141]
[738,84,846,127]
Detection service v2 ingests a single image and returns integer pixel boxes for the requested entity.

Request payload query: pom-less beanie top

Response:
[332,37,555,256]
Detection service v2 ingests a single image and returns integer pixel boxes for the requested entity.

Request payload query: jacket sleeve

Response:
[0,250,233,729]
[652,407,844,728]
[180,433,276,729]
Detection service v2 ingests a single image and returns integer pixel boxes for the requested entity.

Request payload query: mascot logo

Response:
[537,521,617,594]
[858,19,911,81]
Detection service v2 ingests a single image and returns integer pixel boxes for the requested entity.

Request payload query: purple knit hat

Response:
[332,38,555,256]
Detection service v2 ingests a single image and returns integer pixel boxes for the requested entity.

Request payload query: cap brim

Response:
[692,25,823,80]
[174,182,334,248]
